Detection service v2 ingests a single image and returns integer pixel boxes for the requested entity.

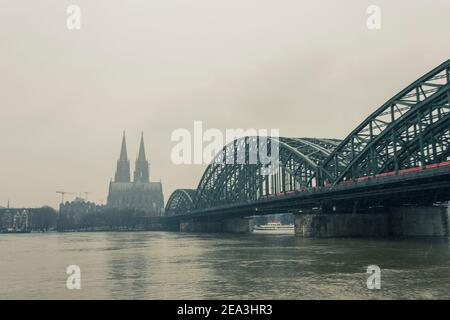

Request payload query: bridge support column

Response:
[294,213,390,238]
[222,218,254,233]
[390,206,449,237]
[294,206,449,238]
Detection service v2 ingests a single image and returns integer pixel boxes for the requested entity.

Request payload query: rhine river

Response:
[0,231,449,299]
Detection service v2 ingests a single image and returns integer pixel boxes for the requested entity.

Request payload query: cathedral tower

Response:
[114,131,131,182]
[134,132,150,183]
[108,132,164,216]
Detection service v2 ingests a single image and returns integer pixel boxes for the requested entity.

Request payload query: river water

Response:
[0,231,449,299]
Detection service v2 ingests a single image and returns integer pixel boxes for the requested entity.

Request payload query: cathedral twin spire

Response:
[114,132,149,183]
[134,132,150,183]
[114,132,130,183]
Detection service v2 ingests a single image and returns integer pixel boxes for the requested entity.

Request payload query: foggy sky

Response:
[1,0,450,208]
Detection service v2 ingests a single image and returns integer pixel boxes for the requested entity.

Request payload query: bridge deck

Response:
[163,165,450,222]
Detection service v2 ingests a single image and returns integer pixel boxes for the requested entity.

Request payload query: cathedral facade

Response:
[107,133,164,216]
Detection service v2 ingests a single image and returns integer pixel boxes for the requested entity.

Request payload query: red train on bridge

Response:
[355,160,450,182]
[262,160,450,198]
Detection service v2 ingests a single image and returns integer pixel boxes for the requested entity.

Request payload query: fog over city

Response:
[1,0,449,208]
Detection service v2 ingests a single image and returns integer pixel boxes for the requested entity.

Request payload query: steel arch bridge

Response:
[166,60,450,217]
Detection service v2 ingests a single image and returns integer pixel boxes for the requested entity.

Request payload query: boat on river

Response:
[253,222,294,232]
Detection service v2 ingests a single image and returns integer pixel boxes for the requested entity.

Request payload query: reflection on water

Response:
[0,231,449,299]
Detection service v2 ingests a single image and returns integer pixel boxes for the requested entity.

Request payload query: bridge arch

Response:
[165,189,196,216]
[320,59,450,185]
[165,60,450,216]
[192,137,342,210]
[166,137,341,214]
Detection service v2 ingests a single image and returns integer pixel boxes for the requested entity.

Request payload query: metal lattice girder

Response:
[377,113,450,173]
[319,59,450,186]
[164,60,450,216]
[191,136,341,210]
[165,189,196,216]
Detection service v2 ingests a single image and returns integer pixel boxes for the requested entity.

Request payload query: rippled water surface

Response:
[0,232,449,299]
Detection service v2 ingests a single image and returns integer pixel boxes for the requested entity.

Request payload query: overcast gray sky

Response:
[1,0,449,208]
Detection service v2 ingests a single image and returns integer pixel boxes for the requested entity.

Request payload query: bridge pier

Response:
[294,206,449,238]
[179,217,253,233]
[222,218,254,233]
[389,206,449,237]
[294,212,390,238]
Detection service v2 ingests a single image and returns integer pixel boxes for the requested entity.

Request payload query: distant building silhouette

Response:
[107,132,164,216]
[60,196,103,218]
[0,209,30,233]
[57,197,104,231]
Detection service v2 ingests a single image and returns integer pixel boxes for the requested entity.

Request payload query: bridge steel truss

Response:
[165,60,450,216]
[165,189,196,216]
[166,137,341,214]
[319,60,450,186]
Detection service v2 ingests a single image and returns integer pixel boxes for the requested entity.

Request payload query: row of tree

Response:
[57,208,151,232]
[31,206,58,231]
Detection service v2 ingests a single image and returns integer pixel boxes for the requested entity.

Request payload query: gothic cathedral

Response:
[107,132,164,216]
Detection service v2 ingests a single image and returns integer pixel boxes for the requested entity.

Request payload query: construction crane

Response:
[56,191,74,204]
[83,192,91,201]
